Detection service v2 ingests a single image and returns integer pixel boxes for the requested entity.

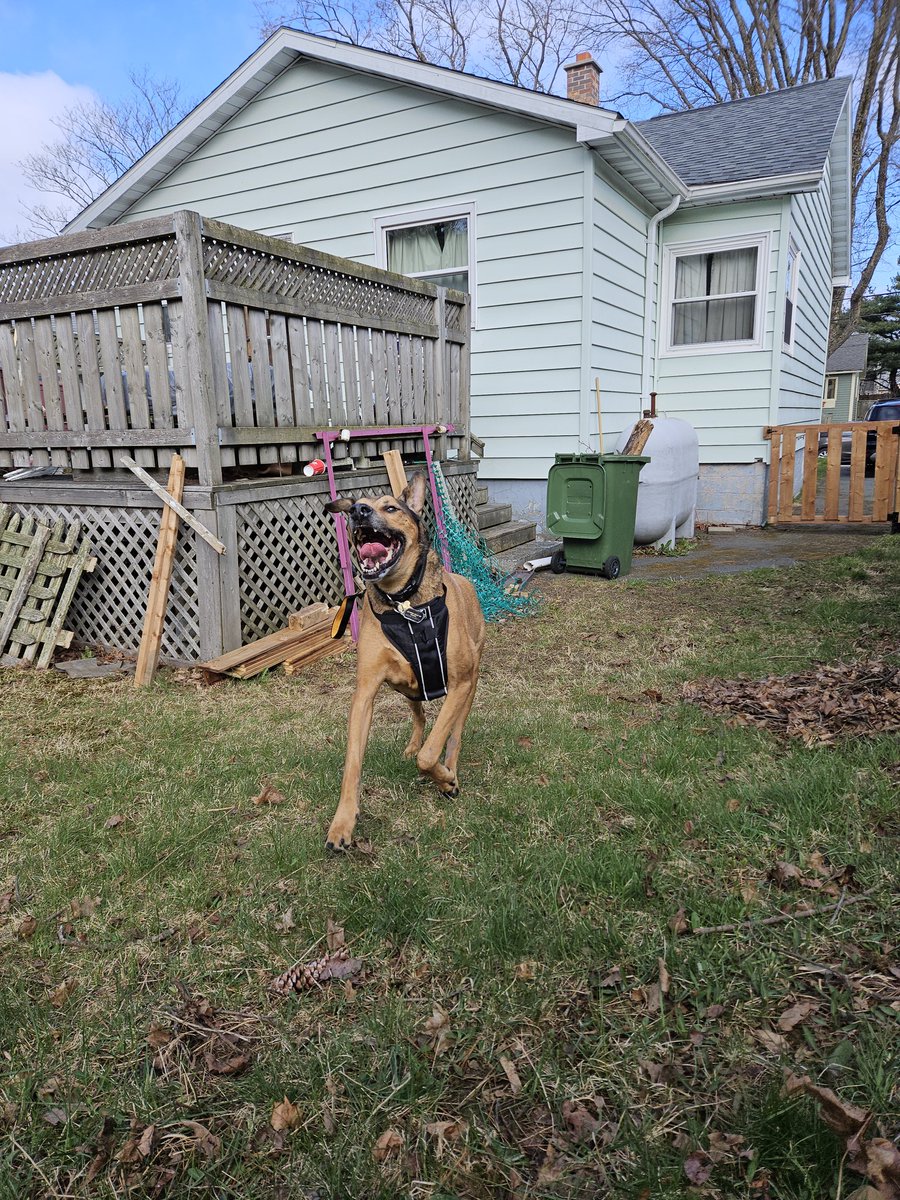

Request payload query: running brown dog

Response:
[323,471,485,850]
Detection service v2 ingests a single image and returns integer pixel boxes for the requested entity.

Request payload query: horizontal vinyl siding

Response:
[778,165,832,426]
[590,160,651,451]
[121,58,586,479]
[656,201,782,463]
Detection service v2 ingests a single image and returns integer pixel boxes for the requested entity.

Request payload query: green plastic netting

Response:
[430,462,540,622]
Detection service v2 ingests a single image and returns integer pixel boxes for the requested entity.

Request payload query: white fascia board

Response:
[829,92,853,278]
[685,171,823,205]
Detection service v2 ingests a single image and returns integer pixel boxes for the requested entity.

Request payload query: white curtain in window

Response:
[387,220,468,276]
[673,247,757,345]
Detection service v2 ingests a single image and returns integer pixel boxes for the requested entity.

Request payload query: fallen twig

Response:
[688,889,876,936]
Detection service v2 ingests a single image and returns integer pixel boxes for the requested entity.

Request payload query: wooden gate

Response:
[764,420,900,524]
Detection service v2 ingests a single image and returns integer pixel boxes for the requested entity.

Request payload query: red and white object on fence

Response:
[304,459,326,477]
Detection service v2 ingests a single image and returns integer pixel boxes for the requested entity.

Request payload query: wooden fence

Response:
[0,211,470,480]
[765,420,900,524]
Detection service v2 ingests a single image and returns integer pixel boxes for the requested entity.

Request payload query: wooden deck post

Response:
[173,211,223,490]
[458,293,471,460]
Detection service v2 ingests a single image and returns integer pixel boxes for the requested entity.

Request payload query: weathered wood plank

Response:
[287,316,311,428]
[32,318,69,469]
[75,312,111,469]
[54,317,89,469]
[207,300,235,468]
[777,427,796,522]
[0,279,181,324]
[15,320,50,467]
[0,520,52,653]
[97,308,129,437]
[119,305,155,468]
[143,303,173,438]
[0,215,176,266]
[247,306,277,465]
[306,319,330,428]
[269,313,297,464]
[823,429,841,520]
[800,430,818,520]
[0,323,32,467]
[134,454,186,686]
[848,427,868,521]
[225,303,257,467]
[872,424,894,522]
[766,428,780,523]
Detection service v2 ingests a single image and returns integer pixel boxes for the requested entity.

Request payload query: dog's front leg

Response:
[326,681,378,850]
[415,680,477,797]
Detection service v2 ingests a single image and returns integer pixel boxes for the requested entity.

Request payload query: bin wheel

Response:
[550,548,566,574]
[601,556,621,580]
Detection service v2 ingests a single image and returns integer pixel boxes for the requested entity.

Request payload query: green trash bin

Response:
[546,453,649,578]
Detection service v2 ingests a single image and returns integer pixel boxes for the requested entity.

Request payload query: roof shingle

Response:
[636,77,851,187]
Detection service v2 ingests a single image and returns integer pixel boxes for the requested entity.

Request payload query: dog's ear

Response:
[324,496,354,514]
[399,471,427,515]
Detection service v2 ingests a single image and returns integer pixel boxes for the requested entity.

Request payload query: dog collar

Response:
[373,544,430,609]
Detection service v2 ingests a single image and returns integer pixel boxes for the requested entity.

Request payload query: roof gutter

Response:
[685,170,821,205]
[641,193,682,408]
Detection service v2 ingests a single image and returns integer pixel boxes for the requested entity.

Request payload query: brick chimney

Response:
[564,52,602,106]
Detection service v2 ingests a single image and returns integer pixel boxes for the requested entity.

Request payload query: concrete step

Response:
[475,484,489,506]
[481,519,537,554]
[475,501,512,530]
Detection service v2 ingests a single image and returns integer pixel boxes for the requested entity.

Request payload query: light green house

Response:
[65,30,852,528]
[822,332,870,422]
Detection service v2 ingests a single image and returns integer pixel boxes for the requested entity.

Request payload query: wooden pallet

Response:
[0,505,97,667]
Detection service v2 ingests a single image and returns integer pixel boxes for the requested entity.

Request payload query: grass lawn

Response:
[0,535,897,1199]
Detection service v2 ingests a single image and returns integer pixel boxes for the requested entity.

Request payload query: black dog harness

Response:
[371,591,449,701]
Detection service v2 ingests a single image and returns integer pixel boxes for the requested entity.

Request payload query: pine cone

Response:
[272,948,352,995]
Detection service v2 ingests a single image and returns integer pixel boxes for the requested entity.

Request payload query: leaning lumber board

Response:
[201,611,335,676]
[383,449,408,497]
[282,639,348,676]
[620,419,653,456]
[288,602,330,630]
[120,456,226,555]
[135,455,186,687]
[230,618,337,677]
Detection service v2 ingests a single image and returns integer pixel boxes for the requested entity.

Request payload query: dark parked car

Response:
[818,399,900,470]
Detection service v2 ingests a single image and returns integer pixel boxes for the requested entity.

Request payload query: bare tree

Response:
[257,0,596,90]
[599,0,900,340]
[18,71,193,238]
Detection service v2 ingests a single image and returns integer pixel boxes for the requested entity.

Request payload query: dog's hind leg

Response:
[403,699,426,759]
[326,681,378,851]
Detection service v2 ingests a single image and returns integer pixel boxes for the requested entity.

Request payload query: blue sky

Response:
[0,0,263,239]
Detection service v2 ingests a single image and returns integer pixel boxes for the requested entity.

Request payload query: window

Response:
[374,203,476,314]
[823,376,838,408]
[663,234,768,354]
[783,242,800,349]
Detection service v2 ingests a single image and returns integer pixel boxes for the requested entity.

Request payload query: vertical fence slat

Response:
[166,300,198,470]
[848,426,868,521]
[207,300,235,469]
[247,308,277,465]
[0,325,27,467]
[33,318,68,468]
[16,321,50,467]
[323,323,344,446]
[306,320,329,430]
[287,316,311,426]
[872,424,894,522]
[823,428,841,520]
[225,303,256,468]
[766,428,780,523]
[777,427,796,522]
[118,306,155,469]
[269,313,296,464]
[75,313,110,469]
[800,427,818,520]
[143,303,173,442]
[97,308,129,443]
[54,318,89,470]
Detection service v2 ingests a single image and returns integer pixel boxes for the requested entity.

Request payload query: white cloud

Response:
[0,71,97,245]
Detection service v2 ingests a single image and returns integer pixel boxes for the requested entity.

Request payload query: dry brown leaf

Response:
[104,814,124,829]
[137,1124,157,1158]
[499,1054,523,1095]
[372,1128,404,1162]
[684,1149,713,1184]
[783,1072,869,1138]
[516,736,533,749]
[16,914,36,939]
[147,1024,173,1050]
[270,1097,301,1132]
[251,783,285,806]
[423,1006,452,1057]
[808,850,830,876]
[70,896,100,918]
[725,797,741,812]
[668,907,690,935]
[562,1099,604,1143]
[326,918,345,952]
[708,1132,751,1163]
[49,978,77,1008]
[204,1050,251,1076]
[777,1000,818,1032]
[515,961,538,980]
[425,1118,466,1158]
[42,1107,67,1127]
[181,1120,221,1159]
[705,1003,725,1020]
[274,906,295,933]
[658,957,670,995]
[597,966,622,988]
[753,1028,789,1053]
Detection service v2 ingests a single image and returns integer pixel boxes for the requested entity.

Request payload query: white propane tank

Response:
[614,417,699,547]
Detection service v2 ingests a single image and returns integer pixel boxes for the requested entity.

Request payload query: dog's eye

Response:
[383,505,397,513]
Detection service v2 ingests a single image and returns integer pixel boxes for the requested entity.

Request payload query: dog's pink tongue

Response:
[359,541,389,564]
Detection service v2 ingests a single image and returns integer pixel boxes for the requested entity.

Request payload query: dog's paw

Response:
[325,819,355,852]
[438,779,459,799]
[402,741,422,759]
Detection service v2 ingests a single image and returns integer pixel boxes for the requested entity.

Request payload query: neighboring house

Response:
[822,332,870,421]
[64,29,852,527]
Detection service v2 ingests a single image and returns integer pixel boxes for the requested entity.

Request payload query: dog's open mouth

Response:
[354,527,404,579]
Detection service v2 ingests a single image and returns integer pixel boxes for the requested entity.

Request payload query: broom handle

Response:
[595,377,603,454]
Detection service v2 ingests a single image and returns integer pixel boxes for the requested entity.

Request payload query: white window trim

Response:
[783,239,800,353]
[373,201,477,325]
[660,232,770,357]
[823,375,838,406]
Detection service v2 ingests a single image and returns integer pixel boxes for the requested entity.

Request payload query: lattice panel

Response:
[8,502,199,661]
[202,237,436,327]
[444,299,468,332]
[0,238,178,307]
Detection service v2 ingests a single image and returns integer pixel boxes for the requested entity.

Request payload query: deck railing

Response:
[0,211,470,484]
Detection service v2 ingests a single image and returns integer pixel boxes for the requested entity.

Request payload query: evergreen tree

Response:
[860,273,900,397]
